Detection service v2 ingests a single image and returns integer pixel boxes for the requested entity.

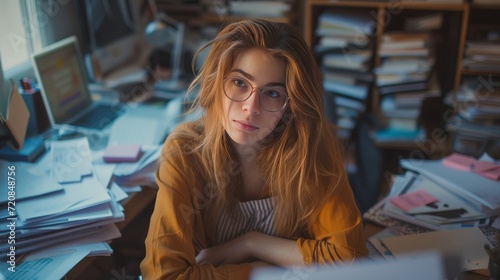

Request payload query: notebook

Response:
[32,36,122,131]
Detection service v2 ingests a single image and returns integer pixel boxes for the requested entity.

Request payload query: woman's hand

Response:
[196,232,254,266]
[196,231,304,267]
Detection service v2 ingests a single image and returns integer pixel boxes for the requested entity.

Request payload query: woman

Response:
[141,19,367,279]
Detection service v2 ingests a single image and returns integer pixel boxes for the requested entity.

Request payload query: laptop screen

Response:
[32,36,91,126]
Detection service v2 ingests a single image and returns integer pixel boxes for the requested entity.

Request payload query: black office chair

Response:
[348,113,383,214]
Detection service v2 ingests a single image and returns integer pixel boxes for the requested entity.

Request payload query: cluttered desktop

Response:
[1,0,500,279]
[0,0,198,278]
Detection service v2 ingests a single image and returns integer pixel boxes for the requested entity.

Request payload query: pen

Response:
[19,77,35,93]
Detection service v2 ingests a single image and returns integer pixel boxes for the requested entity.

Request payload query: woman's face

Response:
[222,48,287,148]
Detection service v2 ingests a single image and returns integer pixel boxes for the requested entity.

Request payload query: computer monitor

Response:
[32,36,92,126]
[80,0,142,77]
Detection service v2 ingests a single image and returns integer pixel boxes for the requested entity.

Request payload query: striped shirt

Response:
[216,197,276,244]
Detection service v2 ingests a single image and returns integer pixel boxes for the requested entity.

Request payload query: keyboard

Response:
[71,104,120,130]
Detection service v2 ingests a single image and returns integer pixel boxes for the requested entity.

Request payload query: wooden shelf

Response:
[306,0,382,8]
[306,0,467,11]
[202,13,293,24]
[304,0,477,149]
[460,69,500,78]
[470,3,500,9]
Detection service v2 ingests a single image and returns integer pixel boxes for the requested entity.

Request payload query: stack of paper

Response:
[377,153,500,233]
[0,155,125,258]
[365,154,500,274]
[93,144,162,190]
[0,136,161,277]
[0,138,135,267]
[400,157,500,214]
[381,171,490,231]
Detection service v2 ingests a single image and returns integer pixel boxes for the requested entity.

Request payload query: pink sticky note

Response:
[389,189,438,212]
[103,144,142,163]
[442,153,478,172]
[477,166,500,181]
[473,161,498,173]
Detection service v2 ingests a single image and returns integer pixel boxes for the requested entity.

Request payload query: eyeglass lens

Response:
[224,76,287,112]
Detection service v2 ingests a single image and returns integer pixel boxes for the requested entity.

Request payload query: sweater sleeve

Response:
[140,140,252,279]
[296,175,368,265]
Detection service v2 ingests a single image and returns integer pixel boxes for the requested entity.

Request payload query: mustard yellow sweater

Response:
[141,122,368,279]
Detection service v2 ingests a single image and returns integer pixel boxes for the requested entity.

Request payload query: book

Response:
[317,9,376,35]
[228,1,291,17]
[372,128,425,143]
[334,95,366,112]
[404,12,443,31]
[382,31,430,42]
[323,80,369,100]
[376,73,428,87]
[379,81,428,95]
[322,68,374,83]
[380,97,421,118]
[386,117,420,131]
[322,53,370,72]
[379,56,435,67]
[379,47,430,57]
[0,135,46,162]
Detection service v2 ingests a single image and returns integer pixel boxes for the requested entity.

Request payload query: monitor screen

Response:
[32,36,91,125]
[83,0,140,75]
[86,0,136,49]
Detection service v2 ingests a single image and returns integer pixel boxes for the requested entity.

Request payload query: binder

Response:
[0,80,30,149]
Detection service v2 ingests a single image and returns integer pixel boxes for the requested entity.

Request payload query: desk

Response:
[364,221,489,280]
[65,187,157,279]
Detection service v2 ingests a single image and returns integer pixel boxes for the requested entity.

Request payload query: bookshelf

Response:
[303,1,483,149]
[303,1,498,214]
[448,2,500,159]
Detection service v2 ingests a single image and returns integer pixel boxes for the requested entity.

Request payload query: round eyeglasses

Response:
[223,76,289,112]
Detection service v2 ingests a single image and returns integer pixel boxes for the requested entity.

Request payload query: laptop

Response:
[32,36,122,132]
[251,251,460,280]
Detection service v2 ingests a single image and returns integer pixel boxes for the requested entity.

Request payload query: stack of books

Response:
[446,76,500,157]
[374,13,443,142]
[315,9,375,139]
[463,24,500,74]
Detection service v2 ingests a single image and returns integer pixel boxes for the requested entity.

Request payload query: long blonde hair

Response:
[180,19,346,241]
